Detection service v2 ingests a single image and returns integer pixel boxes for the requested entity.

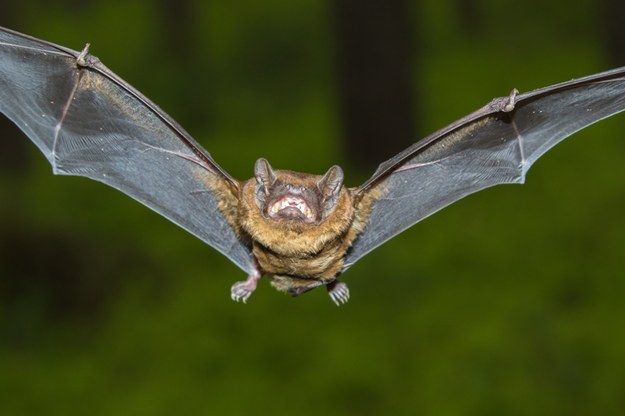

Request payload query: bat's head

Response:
[237,158,355,259]
[253,158,343,224]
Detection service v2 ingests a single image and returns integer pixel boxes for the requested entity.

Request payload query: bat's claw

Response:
[504,88,519,112]
[231,281,255,303]
[231,269,261,303]
[327,281,350,306]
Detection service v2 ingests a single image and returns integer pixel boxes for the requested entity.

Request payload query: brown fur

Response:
[201,167,384,295]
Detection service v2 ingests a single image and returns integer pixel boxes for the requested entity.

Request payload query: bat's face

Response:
[252,158,344,226]
[239,158,353,242]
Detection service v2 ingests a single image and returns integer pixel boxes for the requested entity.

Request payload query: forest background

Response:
[1,1,625,414]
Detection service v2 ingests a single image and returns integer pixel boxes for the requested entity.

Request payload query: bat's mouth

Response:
[268,195,315,222]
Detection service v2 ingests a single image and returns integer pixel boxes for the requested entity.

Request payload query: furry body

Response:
[208,162,380,298]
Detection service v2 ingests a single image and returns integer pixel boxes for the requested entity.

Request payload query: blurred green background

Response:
[1,0,625,415]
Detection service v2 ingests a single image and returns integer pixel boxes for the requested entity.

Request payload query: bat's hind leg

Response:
[231,267,262,303]
[327,280,350,306]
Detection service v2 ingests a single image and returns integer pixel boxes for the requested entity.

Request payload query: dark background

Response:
[2,1,625,414]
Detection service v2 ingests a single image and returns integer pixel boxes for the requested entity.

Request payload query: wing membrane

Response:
[345,68,625,269]
[0,27,253,273]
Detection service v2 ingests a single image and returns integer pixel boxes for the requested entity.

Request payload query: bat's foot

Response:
[327,280,350,306]
[231,269,261,303]
[231,281,255,303]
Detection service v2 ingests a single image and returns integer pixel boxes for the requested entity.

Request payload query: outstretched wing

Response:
[344,66,625,269]
[0,26,254,273]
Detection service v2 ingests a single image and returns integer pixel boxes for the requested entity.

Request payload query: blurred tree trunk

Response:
[333,0,417,172]
[157,0,206,127]
[160,0,196,66]
[456,0,481,36]
[602,0,625,66]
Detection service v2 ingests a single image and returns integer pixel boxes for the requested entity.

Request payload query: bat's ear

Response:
[254,158,276,209]
[317,165,344,216]
[254,158,276,193]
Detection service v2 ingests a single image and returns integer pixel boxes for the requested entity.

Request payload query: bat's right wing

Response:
[0,26,254,274]
[344,66,625,270]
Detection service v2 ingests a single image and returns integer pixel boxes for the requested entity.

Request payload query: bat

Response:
[2,26,625,306]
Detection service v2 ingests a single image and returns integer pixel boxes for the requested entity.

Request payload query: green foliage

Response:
[2,0,625,414]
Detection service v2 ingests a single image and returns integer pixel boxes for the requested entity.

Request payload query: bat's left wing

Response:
[0,26,254,273]
[344,66,625,269]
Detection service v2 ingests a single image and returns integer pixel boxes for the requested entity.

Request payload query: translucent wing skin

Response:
[0,27,254,274]
[344,66,625,269]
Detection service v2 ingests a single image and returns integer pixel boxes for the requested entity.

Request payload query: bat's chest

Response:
[251,239,345,282]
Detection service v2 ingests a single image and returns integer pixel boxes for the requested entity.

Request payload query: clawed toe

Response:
[327,281,350,306]
[231,281,255,303]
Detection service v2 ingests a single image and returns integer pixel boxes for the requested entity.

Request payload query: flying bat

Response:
[1,26,625,305]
